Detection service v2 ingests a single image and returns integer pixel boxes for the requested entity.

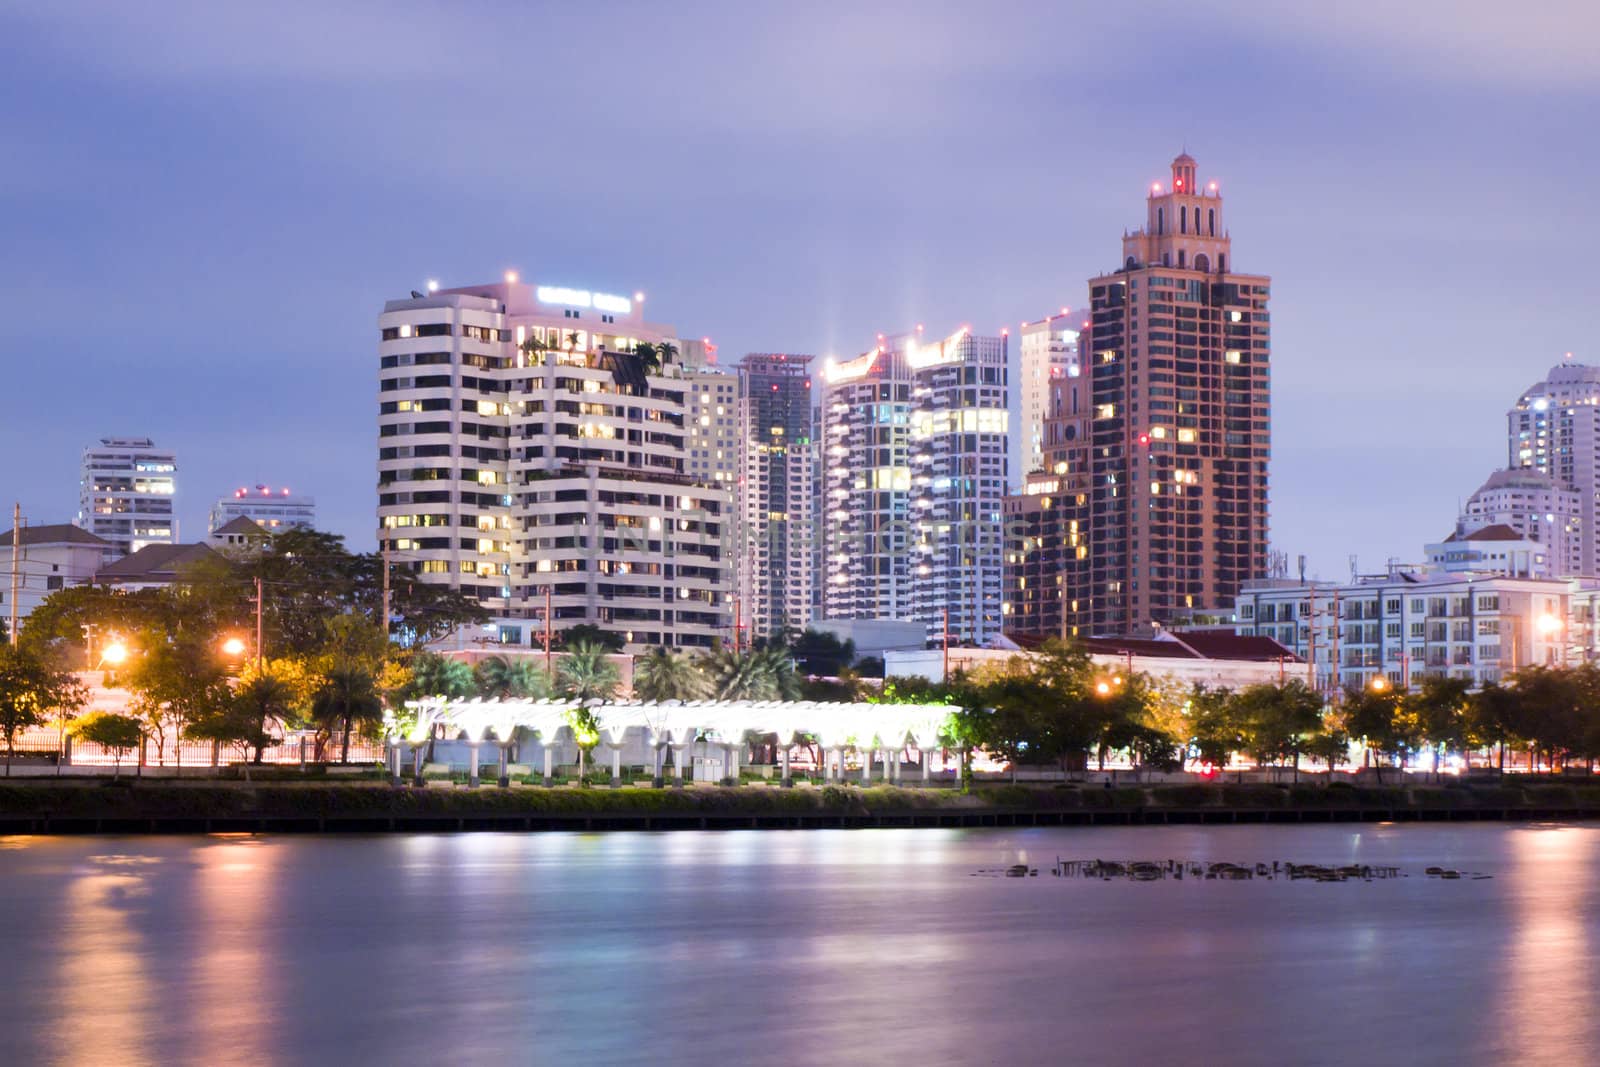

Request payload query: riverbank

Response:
[3,778,1600,834]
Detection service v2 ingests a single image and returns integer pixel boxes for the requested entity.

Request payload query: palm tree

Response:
[474,655,552,700]
[656,340,678,367]
[407,651,474,699]
[634,341,661,374]
[313,666,384,764]
[555,641,621,703]
[632,647,710,702]
[233,669,297,765]
[701,645,801,701]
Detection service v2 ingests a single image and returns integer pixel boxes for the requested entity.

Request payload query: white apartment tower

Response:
[77,437,177,555]
[1456,468,1582,577]
[377,277,731,650]
[1509,360,1600,575]
[1018,310,1084,477]
[820,328,1009,644]
[736,353,816,641]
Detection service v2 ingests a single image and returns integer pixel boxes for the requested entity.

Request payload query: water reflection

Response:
[0,825,1597,1066]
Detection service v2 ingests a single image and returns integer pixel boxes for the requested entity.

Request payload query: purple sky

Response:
[2,1,1596,581]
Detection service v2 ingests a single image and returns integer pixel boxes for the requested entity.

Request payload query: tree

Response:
[1342,684,1414,782]
[1232,681,1325,776]
[632,648,709,702]
[1187,685,1242,767]
[701,645,801,701]
[68,712,143,777]
[1405,675,1473,776]
[473,655,551,700]
[404,650,475,700]
[559,624,624,652]
[0,643,88,774]
[555,642,621,703]
[124,628,233,765]
[1470,682,1523,772]
[312,666,384,764]
[789,629,856,676]
[190,659,306,770]
[564,705,602,783]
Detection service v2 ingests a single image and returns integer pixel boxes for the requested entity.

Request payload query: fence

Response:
[2,729,386,769]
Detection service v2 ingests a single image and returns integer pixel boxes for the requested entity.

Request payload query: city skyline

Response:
[4,3,1599,583]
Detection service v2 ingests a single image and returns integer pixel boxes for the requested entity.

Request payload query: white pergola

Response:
[392,697,958,786]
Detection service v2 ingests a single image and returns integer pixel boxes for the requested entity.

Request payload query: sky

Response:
[2,0,1597,581]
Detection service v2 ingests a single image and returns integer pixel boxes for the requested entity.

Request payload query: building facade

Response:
[377,277,731,651]
[0,524,117,625]
[819,328,1008,644]
[77,437,178,556]
[1080,153,1271,634]
[1507,361,1600,575]
[209,486,317,533]
[1456,467,1583,577]
[1234,572,1573,691]
[735,353,816,641]
[1017,310,1084,478]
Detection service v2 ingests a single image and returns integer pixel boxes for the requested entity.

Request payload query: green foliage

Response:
[311,666,384,764]
[632,647,710,702]
[472,654,551,700]
[0,643,89,757]
[68,711,143,769]
[788,629,856,676]
[556,642,621,703]
[559,624,624,652]
[699,645,800,701]
[403,650,475,700]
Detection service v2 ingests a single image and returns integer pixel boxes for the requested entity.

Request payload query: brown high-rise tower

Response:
[1078,153,1271,634]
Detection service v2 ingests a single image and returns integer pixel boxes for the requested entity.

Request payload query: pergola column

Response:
[672,744,690,786]
[861,748,872,785]
[726,741,740,784]
[468,743,481,788]
[497,744,510,788]
[780,745,791,787]
[388,741,403,787]
[922,745,933,784]
[610,745,622,786]
[651,744,665,788]
[542,746,554,786]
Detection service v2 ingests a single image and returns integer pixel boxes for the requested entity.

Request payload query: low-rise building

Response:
[209,486,317,533]
[1233,570,1573,691]
[0,525,118,625]
[95,543,220,592]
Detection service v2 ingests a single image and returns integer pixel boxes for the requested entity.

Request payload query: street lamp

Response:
[1369,675,1389,693]
[101,640,128,667]
[221,636,247,657]
[1536,613,1565,666]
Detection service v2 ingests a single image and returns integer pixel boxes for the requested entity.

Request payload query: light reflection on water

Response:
[1,825,1598,1066]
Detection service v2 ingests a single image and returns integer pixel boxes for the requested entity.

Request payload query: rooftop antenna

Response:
[1348,554,1359,582]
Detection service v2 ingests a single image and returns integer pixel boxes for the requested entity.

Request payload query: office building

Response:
[1080,153,1271,634]
[77,437,178,556]
[735,353,816,641]
[377,276,731,651]
[209,485,316,533]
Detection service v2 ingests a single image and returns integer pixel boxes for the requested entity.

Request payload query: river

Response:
[1,824,1597,1065]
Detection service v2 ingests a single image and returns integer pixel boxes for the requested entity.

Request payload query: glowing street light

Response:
[1369,675,1389,693]
[221,636,247,657]
[101,640,128,667]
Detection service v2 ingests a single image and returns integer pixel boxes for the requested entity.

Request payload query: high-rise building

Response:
[679,341,740,490]
[377,277,731,651]
[1018,310,1084,477]
[77,437,178,556]
[209,485,317,533]
[1454,468,1582,577]
[1508,360,1600,575]
[1079,153,1271,634]
[819,328,1009,643]
[735,353,816,641]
